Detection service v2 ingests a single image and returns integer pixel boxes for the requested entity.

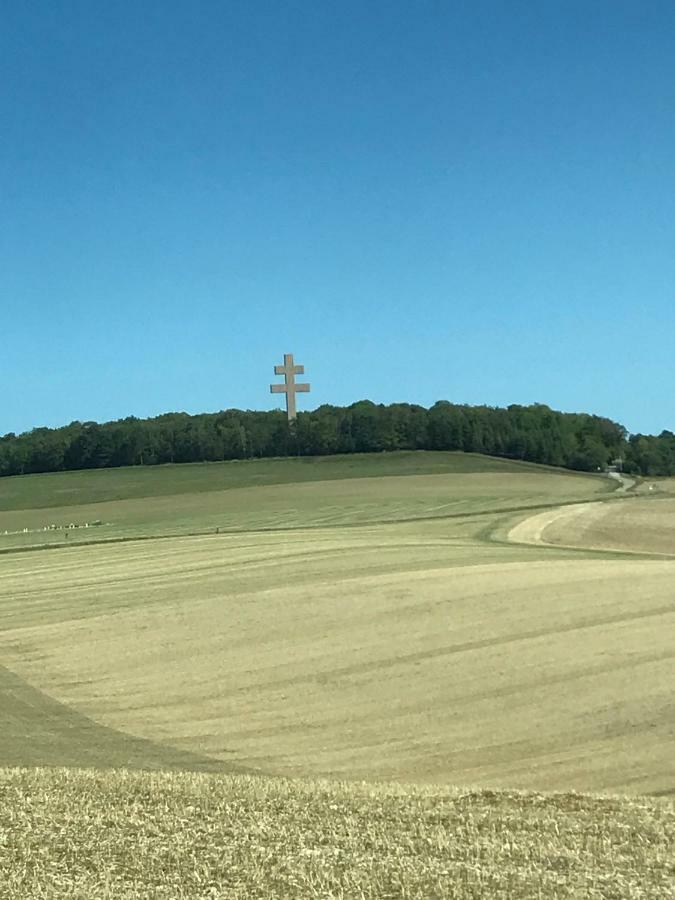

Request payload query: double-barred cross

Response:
[270,353,310,422]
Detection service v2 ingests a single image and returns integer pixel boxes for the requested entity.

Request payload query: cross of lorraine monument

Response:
[270,353,310,422]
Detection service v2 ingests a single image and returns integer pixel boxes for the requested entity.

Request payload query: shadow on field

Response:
[0,663,240,773]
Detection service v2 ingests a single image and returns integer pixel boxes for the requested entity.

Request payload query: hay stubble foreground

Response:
[1,769,673,899]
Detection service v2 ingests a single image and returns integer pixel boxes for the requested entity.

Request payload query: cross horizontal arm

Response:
[270,384,288,394]
[295,383,310,392]
[274,364,304,375]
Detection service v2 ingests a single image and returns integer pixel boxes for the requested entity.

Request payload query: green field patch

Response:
[0,451,604,512]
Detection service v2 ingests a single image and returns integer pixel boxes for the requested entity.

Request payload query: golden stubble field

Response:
[2,767,673,900]
[1,461,673,796]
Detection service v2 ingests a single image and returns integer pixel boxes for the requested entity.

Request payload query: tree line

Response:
[0,401,672,478]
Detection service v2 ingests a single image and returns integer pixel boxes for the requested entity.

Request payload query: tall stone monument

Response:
[270,353,310,422]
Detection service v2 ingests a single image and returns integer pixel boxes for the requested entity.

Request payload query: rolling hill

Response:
[0,452,673,897]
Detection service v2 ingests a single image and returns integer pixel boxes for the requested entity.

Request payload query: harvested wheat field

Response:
[1,768,673,899]
[0,453,673,897]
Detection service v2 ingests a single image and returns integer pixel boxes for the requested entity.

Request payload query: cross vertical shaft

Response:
[270,353,310,422]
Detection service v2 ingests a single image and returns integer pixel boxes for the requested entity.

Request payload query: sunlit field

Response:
[0,452,673,897]
[0,451,607,549]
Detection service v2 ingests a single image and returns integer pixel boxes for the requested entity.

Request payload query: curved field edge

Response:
[0,663,230,773]
[0,768,672,900]
[503,496,675,559]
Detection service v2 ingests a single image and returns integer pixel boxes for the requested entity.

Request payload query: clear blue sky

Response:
[2,1,673,437]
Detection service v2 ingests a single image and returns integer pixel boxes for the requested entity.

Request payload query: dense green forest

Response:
[0,401,672,478]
